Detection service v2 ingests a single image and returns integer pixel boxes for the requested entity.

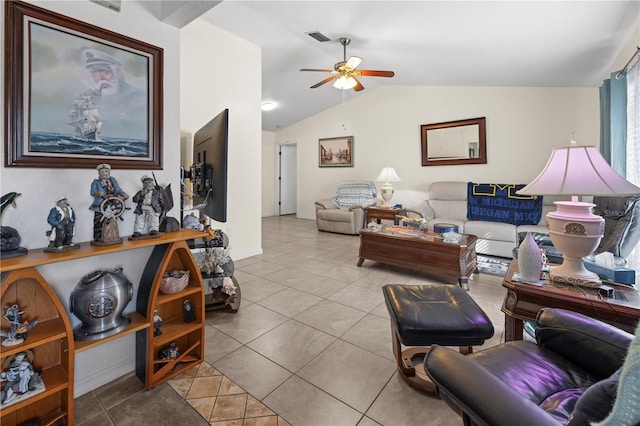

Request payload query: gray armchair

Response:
[315,181,377,235]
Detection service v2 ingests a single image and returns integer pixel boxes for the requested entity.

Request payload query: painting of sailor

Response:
[5,1,162,169]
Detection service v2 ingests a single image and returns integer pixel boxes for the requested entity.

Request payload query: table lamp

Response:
[375,166,401,208]
[517,137,640,287]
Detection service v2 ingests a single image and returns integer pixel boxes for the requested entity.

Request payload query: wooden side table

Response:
[367,206,406,225]
[501,261,640,341]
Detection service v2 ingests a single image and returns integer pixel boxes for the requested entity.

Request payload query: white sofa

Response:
[408,182,568,258]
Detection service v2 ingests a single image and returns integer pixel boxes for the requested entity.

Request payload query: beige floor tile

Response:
[218,376,245,395]
[243,416,279,426]
[245,395,276,417]
[210,394,248,422]
[247,320,336,372]
[187,376,223,399]
[168,377,193,398]
[188,396,216,421]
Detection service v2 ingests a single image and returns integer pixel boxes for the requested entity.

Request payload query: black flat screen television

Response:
[191,108,228,223]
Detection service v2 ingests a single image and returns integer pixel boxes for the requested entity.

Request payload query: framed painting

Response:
[319,136,354,167]
[4,1,163,169]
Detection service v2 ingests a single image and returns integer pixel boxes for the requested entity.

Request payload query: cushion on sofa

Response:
[467,182,543,226]
[465,221,516,243]
[333,180,377,209]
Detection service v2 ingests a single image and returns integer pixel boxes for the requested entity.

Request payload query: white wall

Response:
[262,130,277,216]
[179,19,262,260]
[268,86,599,219]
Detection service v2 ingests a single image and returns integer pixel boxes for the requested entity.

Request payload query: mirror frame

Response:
[421,117,487,166]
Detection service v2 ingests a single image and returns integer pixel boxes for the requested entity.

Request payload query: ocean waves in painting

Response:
[30,132,148,158]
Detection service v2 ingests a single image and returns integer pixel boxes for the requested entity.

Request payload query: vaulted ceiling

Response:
[169,1,640,132]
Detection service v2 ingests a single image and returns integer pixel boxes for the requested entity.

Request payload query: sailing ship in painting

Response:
[68,95,102,141]
[30,92,148,158]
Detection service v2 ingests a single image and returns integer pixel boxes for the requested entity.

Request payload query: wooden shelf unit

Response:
[135,240,205,388]
[0,230,206,423]
[0,267,74,426]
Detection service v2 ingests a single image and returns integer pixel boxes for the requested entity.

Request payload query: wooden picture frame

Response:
[318,136,354,167]
[4,1,163,169]
[421,117,486,166]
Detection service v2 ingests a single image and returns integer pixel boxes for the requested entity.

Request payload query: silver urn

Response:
[70,267,133,341]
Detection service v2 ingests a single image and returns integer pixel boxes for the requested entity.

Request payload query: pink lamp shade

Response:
[517,144,640,197]
[518,140,640,287]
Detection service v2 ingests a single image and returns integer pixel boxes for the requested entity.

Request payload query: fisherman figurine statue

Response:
[45,196,80,253]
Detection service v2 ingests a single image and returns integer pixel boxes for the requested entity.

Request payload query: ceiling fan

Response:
[301,37,395,92]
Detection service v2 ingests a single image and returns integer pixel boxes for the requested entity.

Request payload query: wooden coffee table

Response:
[502,261,640,341]
[357,226,477,288]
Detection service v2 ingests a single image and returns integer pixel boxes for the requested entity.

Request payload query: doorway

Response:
[278,143,297,215]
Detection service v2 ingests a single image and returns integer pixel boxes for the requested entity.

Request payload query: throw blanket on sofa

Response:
[467,182,543,226]
[333,181,377,209]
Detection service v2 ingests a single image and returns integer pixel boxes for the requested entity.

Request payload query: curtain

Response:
[600,79,612,161]
[626,57,640,272]
[627,58,640,186]
[599,71,627,174]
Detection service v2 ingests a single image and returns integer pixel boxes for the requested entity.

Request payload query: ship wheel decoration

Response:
[99,196,126,220]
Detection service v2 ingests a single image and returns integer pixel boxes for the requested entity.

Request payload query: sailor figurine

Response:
[46,196,78,252]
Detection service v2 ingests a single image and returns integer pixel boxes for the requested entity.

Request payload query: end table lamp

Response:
[517,137,640,287]
[375,166,401,209]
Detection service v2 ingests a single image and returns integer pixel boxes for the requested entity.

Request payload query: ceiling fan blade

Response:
[311,75,337,89]
[352,76,364,92]
[355,70,395,77]
[300,68,335,72]
[345,56,363,70]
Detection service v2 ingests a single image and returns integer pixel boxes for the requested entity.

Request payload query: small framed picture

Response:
[318,136,354,167]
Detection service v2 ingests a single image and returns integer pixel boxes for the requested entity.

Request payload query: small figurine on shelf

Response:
[45,196,79,253]
[153,310,163,336]
[0,351,44,407]
[90,163,129,245]
[158,342,179,360]
[1,305,38,347]
[182,213,204,231]
[183,300,196,323]
[131,175,164,239]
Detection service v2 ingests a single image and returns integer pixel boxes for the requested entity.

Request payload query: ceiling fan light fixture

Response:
[333,75,357,90]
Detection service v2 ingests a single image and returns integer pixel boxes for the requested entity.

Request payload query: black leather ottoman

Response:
[382,284,494,393]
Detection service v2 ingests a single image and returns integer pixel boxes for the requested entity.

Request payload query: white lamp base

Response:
[379,183,395,209]
[547,201,604,288]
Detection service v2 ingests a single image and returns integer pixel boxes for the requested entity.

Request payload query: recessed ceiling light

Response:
[261,102,276,111]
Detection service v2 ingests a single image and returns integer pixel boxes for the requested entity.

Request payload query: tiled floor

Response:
[76,215,508,425]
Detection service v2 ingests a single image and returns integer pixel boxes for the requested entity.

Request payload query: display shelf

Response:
[0,318,66,357]
[150,339,201,384]
[1,268,74,426]
[74,312,149,353]
[136,240,205,388]
[156,283,202,305]
[152,318,202,347]
[0,229,205,272]
[1,230,207,424]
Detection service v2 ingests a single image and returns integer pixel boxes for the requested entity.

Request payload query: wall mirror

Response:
[421,117,486,166]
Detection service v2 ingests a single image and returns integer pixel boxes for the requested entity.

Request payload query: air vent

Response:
[307,31,330,42]
[90,0,121,12]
